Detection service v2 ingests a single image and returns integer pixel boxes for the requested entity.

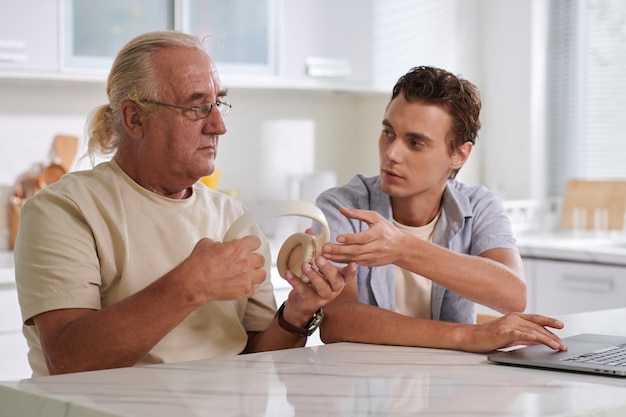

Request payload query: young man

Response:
[315,66,567,352]
[14,31,355,376]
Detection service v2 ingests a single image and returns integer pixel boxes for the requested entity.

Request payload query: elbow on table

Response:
[45,354,83,376]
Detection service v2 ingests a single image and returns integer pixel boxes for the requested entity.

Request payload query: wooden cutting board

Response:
[560,179,626,230]
[53,134,79,172]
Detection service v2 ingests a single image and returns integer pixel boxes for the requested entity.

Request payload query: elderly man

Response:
[15,31,355,376]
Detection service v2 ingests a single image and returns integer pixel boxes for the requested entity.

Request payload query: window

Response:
[546,0,626,197]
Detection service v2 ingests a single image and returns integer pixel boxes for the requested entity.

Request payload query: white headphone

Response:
[223,200,330,281]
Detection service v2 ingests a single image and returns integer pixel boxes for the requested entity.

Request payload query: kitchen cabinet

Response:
[0,0,374,91]
[67,0,371,88]
[63,0,278,78]
[0,1,458,93]
[279,0,373,89]
[185,0,277,77]
[0,254,31,381]
[62,0,174,71]
[529,258,626,316]
[0,1,58,73]
[522,257,537,313]
[0,283,21,334]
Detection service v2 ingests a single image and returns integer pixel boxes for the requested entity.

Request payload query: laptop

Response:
[488,334,626,377]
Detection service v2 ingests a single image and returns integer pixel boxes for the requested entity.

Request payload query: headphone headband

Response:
[224,200,330,281]
[224,200,330,243]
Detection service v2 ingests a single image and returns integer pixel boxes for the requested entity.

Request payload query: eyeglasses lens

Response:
[196,103,230,119]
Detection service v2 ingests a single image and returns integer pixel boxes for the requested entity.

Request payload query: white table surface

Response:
[2,308,626,417]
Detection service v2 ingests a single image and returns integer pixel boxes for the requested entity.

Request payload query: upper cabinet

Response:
[279,0,372,90]
[0,1,59,73]
[184,0,277,77]
[62,0,175,71]
[182,0,373,90]
[0,0,458,93]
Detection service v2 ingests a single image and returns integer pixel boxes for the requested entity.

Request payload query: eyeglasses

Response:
[140,100,231,119]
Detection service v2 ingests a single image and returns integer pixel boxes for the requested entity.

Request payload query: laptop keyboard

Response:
[562,344,626,366]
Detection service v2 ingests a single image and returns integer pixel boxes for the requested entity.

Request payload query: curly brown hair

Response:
[390,66,482,156]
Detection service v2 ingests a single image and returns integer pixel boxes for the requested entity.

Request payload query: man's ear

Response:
[451,141,473,169]
[120,101,144,139]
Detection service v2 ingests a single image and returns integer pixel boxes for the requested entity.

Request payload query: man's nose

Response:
[203,110,227,135]
[383,139,402,161]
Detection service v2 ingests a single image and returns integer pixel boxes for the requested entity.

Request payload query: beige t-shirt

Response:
[393,213,440,319]
[14,160,276,376]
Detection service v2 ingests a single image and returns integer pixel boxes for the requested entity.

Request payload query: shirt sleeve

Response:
[469,187,519,256]
[14,189,102,325]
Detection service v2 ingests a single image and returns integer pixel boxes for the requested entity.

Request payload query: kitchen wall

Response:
[0,0,540,250]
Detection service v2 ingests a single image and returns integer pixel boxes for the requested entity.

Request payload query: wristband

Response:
[276,301,324,337]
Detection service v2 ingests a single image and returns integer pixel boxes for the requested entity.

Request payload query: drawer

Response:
[534,259,626,316]
[0,267,15,285]
[0,331,31,381]
[0,286,22,333]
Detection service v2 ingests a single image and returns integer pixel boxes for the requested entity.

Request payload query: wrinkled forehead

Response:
[153,47,223,101]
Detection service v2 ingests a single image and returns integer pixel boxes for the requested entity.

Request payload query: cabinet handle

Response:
[558,275,614,293]
[0,40,27,63]
[305,57,352,78]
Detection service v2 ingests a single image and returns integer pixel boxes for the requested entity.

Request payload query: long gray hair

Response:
[85,31,205,160]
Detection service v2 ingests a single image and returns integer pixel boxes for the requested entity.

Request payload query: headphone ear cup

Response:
[276,233,317,282]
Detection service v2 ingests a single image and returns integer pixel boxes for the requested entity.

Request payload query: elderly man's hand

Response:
[281,228,356,325]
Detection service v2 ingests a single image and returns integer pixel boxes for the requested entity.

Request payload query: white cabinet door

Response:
[0,285,21,333]
[522,257,537,313]
[62,0,175,71]
[0,332,31,380]
[0,0,58,72]
[0,284,31,381]
[185,0,277,77]
[281,0,373,87]
[1,0,374,88]
[534,259,626,316]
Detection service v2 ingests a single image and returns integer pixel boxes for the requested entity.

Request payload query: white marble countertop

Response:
[2,308,626,417]
[517,231,626,265]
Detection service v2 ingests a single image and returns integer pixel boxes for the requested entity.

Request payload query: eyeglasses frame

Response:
[139,100,231,119]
